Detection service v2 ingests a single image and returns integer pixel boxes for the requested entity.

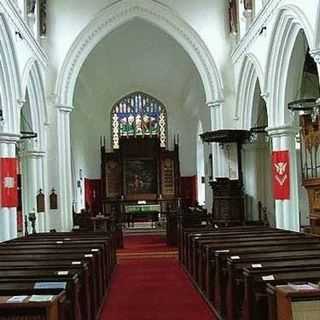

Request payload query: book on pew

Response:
[276,284,320,320]
[34,282,67,289]
[29,295,54,302]
[6,295,28,303]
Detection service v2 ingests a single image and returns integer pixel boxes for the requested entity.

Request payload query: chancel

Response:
[1,0,320,319]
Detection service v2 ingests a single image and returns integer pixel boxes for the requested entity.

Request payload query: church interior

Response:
[1,0,320,319]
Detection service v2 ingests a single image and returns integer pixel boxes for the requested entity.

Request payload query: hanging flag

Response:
[272,151,290,200]
[0,158,18,207]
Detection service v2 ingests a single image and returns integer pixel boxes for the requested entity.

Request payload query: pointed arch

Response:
[235,53,264,129]
[55,0,224,107]
[22,58,48,151]
[265,5,314,126]
[0,13,22,134]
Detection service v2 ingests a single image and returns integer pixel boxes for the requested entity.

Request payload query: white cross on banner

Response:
[4,177,14,188]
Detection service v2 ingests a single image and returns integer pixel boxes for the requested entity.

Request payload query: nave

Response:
[100,234,214,320]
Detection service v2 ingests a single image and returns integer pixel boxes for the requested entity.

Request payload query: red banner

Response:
[272,151,290,200]
[0,158,18,207]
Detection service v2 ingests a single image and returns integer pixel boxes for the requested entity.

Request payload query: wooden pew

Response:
[12,233,116,277]
[0,261,93,320]
[0,247,104,303]
[267,283,320,320]
[0,291,66,320]
[0,252,100,318]
[182,225,272,267]
[192,231,301,281]
[242,268,320,320]
[3,240,109,288]
[0,270,81,320]
[180,225,320,320]
[226,255,320,320]
[187,228,284,274]
[202,237,319,298]
[0,231,116,320]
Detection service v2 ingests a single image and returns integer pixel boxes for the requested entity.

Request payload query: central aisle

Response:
[101,234,215,320]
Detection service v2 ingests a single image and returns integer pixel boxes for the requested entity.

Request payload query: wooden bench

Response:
[0,291,66,320]
[180,225,320,320]
[0,231,116,320]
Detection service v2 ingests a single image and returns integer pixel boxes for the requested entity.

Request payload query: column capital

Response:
[20,150,46,159]
[310,49,320,64]
[17,99,26,109]
[56,105,74,113]
[266,125,299,137]
[0,132,20,144]
[207,100,224,108]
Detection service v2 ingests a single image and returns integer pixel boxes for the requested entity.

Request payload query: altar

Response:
[125,203,161,227]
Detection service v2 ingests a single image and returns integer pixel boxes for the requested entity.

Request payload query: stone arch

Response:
[22,58,48,151]
[55,0,224,107]
[19,59,49,233]
[0,13,22,134]
[265,4,314,126]
[235,53,264,129]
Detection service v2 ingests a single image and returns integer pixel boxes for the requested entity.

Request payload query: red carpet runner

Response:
[100,234,215,320]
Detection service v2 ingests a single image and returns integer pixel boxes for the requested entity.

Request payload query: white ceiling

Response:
[73,18,205,117]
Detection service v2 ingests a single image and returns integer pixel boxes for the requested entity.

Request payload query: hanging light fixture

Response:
[288,98,320,122]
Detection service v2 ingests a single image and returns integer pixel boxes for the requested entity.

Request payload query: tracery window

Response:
[111,92,167,150]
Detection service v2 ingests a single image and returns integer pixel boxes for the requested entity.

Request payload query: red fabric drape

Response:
[180,176,197,208]
[0,158,18,207]
[84,178,102,214]
[272,151,290,200]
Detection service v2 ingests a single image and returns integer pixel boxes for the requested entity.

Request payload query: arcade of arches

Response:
[1,0,320,319]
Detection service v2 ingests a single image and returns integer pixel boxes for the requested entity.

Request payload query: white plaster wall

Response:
[46,0,233,117]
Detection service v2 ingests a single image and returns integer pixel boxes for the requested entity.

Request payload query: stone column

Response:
[0,133,20,241]
[266,125,300,231]
[56,105,74,231]
[21,149,47,233]
[242,142,272,221]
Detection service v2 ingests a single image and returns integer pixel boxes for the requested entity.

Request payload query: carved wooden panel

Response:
[161,157,175,196]
[105,158,122,198]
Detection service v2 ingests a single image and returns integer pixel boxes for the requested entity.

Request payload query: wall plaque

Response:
[37,189,45,213]
[50,189,58,210]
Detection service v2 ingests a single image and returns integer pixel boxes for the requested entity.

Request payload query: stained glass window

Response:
[111,92,167,149]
